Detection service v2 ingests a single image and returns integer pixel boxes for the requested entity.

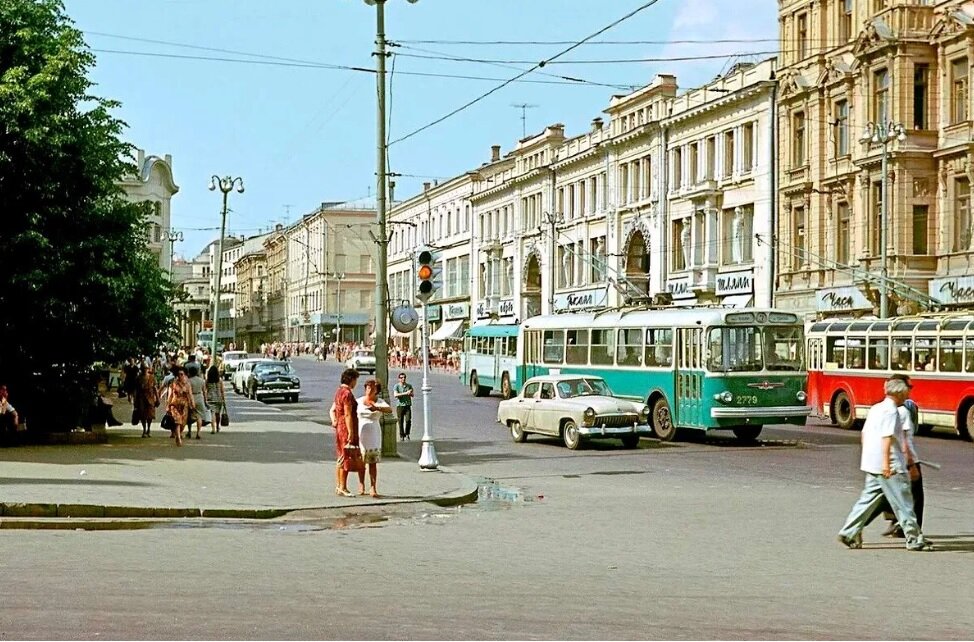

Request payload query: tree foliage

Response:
[0,0,177,430]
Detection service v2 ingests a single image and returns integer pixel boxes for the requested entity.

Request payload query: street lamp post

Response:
[165,230,183,281]
[860,121,906,319]
[332,272,346,344]
[208,175,245,360]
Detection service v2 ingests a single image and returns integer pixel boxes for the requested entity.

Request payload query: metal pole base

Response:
[418,439,439,470]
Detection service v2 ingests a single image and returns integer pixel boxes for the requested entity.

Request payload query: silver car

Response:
[496,374,652,450]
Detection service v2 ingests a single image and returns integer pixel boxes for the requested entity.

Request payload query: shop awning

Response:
[722,294,753,308]
[429,319,466,341]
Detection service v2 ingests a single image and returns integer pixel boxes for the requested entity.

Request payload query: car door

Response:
[512,381,540,430]
[533,382,558,435]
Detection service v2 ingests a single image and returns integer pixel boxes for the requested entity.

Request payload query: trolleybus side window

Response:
[645,328,673,367]
[826,337,844,367]
[939,338,963,372]
[892,338,913,370]
[616,328,642,366]
[966,338,974,372]
[807,338,823,370]
[542,330,564,364]
[527,331,541,364]
[845,337,865,369]
[566,329,588,365]
[914,338,936,371]
[590,329,615,366]
[867,337,889,370]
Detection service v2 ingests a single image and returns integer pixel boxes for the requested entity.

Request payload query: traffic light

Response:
[416,247,441,303]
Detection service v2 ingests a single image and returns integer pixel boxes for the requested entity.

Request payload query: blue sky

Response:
[62,0,777,258]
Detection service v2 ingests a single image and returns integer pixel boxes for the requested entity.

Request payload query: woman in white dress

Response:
[357,379,392,497]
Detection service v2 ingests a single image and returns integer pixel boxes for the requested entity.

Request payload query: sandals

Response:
[335,488,353,497]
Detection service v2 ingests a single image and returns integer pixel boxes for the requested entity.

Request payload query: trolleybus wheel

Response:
[651,398,677,442]
[500,373,513,399]
[963,404,974,441]
[470,372,486,397]
[832,391,856,430]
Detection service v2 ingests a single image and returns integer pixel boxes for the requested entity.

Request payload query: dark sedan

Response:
[246,361,301,402]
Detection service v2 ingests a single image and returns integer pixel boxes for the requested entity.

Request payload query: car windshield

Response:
[354,351,373,358]
[255,363,291,375]
[556,378,612,398]
[706,325,804,372]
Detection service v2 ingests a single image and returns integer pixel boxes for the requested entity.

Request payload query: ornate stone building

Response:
[117,147,179,272]
[776,0,974,315]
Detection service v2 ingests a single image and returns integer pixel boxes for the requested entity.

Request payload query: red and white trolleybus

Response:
[805,314,974,438]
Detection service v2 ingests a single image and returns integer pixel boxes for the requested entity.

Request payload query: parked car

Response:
[233,358,273,394]
[246,360,301,402]
[220,351,249,380]
[346,349,376,374]
[496,374,652,450]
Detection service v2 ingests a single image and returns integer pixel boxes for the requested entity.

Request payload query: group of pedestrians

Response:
[328,370,415,498]
[129,357,227,447]
[837,374,933,551]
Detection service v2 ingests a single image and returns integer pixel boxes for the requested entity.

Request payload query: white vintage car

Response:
[496,374,652,450]
[346,349,376,374]
[220,350,249,380]
[232,358,274,394]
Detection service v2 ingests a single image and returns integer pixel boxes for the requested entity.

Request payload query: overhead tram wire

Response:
[390,42,635,91]
[88,49,626,86]
[388,0,668,147]
[396,37,781,46]
[392,50,781,66]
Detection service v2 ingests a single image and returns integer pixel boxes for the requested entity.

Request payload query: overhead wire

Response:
[388,0,667,147]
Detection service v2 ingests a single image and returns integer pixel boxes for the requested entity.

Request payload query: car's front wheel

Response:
[510,420,527,443]
[562,419,582,450]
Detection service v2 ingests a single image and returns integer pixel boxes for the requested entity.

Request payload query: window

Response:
[834,100,849,156]
[542,330,564,364]
[616,329,643,366]
[913,205,929,255]
[914,338,936,371]
[939,338,963,372]
[955,178,971,252]
[952,58,969,124]
[689,143,699,185]
[874,68,889,124]
[868,338,889,370]
[705,137,716,179]
[836,202,851,266]
[797,12,808,60]
[742,123,754,172]
[674,148,683,188]
[590,236,606,282]
[619,166,629,204]
[566,329,589,364]
[540,383,555,400]
[892,338,913,370]
[839,0,853,42]
[589,329,615,366]
[723,130,735,177]
[792,112,805,166]
[914,64,929,130]
[694,210,705,266]
[722,206,753,265]
[792,207,805,269]
[672,220,688,271]
[644,328,673,367]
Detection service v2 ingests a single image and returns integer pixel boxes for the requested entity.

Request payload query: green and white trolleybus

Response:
[518,308,811,441]
[460,324,520,399]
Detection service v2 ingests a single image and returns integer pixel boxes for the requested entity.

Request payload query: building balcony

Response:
[681,179,720,200]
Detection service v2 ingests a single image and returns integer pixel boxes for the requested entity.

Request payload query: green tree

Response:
[0,0,176,431]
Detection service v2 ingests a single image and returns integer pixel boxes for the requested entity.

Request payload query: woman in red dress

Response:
[332,368,361,496]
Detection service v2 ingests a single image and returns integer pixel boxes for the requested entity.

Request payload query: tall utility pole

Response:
[860,121,906,319]
[511,103,538,138]
[365,0,417,457]
[208,175,245,360]
[166,230,183,280]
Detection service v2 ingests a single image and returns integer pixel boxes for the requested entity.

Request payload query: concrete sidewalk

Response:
[0,401,478,520]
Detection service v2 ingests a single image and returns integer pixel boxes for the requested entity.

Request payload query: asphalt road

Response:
[3,356,973,639]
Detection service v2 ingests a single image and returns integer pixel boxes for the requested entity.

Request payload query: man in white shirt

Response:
[837,377,932,551]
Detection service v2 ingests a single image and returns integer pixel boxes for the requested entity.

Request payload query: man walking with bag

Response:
[837,377,933,551]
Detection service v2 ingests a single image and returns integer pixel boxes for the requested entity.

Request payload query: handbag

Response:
[161,412,176,431]
[131,409,139,426]
[220,409,229,427]
[342,444,364,473]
